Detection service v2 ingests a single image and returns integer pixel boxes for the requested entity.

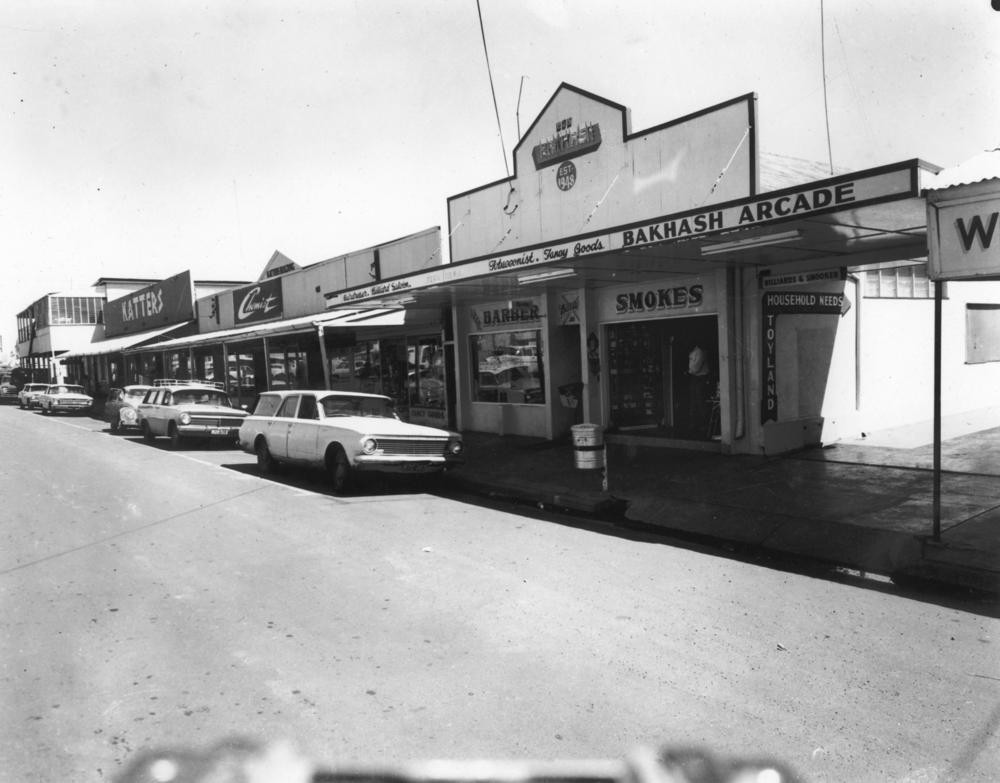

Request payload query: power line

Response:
[820,0,834,175]
[475,0,510,178]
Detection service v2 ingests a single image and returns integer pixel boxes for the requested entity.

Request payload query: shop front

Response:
[324,83,942,455]
[596,276,720,442]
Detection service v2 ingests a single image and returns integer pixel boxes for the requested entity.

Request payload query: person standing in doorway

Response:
[688,342,711,438]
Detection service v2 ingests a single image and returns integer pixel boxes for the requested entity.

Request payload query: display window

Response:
[606,315,718,439]
[470,329,545,404]
[408,338,445,411]
[194,347,224,385]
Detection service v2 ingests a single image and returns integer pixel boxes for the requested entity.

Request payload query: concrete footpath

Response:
[444,415,1000,595]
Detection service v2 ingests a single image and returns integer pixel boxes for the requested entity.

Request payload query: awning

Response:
[122,309,371,353]
[60,322,193,359]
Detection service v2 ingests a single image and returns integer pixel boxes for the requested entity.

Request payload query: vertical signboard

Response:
[761,291,848,423]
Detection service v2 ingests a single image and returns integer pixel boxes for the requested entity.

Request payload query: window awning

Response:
[121,309,370,353]
[61,322,193,359]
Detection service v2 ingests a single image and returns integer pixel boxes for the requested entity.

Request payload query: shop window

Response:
[470,330,545,404]
[967,304,1000,364]
[408,338,445,409]
[864,265,936,299]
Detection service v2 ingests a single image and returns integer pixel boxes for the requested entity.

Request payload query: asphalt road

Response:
[1,405,998,783]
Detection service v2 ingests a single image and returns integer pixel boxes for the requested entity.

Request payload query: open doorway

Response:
[606,315,719,440]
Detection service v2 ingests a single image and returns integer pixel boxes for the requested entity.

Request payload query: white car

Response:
[18,383,50,409]
[137,382,248,448]
[104,385,154,433]
[238,389,464,494]
[37,384,94,415]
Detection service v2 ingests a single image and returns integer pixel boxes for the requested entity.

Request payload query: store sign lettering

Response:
[761,291,848,424]
[103,270,193,337]
[621,182,858,249]
[342,279,412,303]
[481,305,541,325]
[238,287,279,319]
[956,211,998,252]
[532,119,602,169]
[121,289,164,322]
[614,285,704,314]
[233,277,283,324]
[927,194,1000,281]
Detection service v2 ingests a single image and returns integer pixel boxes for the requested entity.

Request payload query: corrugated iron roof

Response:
[758,152,849,192]
[925,148,1000,190]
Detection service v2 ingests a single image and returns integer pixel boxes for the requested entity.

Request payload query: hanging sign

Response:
[761,291,850,424]
[559,293,580,325]
[927,187,1000,280]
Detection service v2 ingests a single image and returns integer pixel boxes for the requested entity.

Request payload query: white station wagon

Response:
[239,390,464,494]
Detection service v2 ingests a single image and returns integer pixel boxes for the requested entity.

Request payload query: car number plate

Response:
[211,428,227,435]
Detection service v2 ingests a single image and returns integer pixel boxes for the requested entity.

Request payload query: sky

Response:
[2,0,998,359]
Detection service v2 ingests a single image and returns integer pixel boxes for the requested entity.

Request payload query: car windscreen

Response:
[172,390,232,407]
[321,395,395,418]
[125,388,149,400]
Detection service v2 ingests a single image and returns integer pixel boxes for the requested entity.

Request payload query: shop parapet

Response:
[326,161,925,310]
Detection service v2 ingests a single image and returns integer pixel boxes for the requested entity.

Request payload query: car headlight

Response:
[447,439,464,456]
[361,437,378,455]
[122,408,137,423]
[179,412,192,425]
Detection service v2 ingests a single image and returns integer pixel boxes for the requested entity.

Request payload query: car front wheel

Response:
[168,425,185,450]
[328,446,352,495]
[110,415,121,433]
[256,439,277,474]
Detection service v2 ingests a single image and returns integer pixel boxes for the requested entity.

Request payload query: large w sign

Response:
[928,187,1000,281]
[956,212,998,252]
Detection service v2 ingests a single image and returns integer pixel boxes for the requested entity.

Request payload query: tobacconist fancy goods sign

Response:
[104,270,195,338]
[233,277,283,325]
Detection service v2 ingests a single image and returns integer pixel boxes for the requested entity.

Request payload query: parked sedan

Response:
[18,383,49,409]
[37,384,94,415]
[137,383,248,448]
[238,390,464,494]
[104,384,153,433]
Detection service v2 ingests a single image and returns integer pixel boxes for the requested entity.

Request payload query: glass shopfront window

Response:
[408,338,445,410]
[194,347,225,385]
[470,329,545,404]
[166,351,191,380]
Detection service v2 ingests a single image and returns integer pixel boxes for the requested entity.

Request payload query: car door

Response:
[137,389,157,430]
[269,394,299,459]
[285,393,321,463]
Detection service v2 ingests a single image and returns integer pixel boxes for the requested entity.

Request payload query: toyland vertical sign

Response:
[103,271,195,337]
[761,291,848,423]
[233,277,283,325]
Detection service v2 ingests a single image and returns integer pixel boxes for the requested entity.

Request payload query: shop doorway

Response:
[226,344,266,410]
[606,315,719,440]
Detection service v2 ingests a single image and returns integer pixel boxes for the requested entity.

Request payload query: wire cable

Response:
[820,0,834,175]
[476,0,510,178]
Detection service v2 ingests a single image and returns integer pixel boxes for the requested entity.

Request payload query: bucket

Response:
[571,423,604,470]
